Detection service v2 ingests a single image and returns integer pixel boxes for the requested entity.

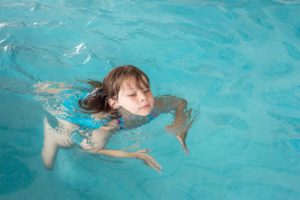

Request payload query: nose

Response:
[138,91,146,102]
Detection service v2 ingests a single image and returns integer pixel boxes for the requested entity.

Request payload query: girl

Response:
[36,65,193,172]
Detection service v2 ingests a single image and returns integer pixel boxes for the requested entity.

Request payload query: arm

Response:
[82,123,161,172]
[156,96,193,154]
[87,148,161,172]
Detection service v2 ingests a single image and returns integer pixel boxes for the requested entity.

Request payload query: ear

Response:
[108,98,120,110]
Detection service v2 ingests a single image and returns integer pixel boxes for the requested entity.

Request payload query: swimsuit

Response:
[55,90,157,145]
[57,90,109,129]
[54,90,116,145]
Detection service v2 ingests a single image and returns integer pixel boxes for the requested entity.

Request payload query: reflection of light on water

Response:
[0,22,8,29]
[75,43,85,54]
[273,0,300,5]
[83,54,91,64]
[63,42,86,57]
[0,38,7,44]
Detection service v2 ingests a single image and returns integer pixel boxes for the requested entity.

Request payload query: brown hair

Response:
[79,65,150,114]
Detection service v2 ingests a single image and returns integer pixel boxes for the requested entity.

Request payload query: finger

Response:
[140,154,161,172]
[146,160,161,173]
[176,135,185,145]
[144,155,162,172]
[185,148,189,155]
[176,135,188,154]
[186,108,192,119]
[187,117,195,128]
[183,145,189,155]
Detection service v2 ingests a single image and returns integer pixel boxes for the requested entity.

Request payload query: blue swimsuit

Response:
[56,90,156,145]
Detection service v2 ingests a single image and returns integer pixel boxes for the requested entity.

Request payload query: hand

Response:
[133,149,162,173]
[176,132,189,155]
[84,147,162,173]
[166,115,194,155]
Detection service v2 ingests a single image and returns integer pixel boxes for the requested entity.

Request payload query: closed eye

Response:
[128,93,136,97]
[143,89,150,93]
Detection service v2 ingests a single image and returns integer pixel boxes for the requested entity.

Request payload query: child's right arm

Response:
[83,125,162,173]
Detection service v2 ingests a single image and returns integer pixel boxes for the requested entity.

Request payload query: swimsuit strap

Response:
[116,116,125,130]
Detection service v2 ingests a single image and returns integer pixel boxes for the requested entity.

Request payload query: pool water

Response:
[1,0,300,199]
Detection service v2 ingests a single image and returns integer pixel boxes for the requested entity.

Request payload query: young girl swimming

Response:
[36,65,193,172]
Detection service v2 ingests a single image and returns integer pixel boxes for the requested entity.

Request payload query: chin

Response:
[138,112,151,116]
[138,107,153,116]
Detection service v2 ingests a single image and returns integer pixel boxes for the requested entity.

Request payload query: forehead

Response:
[121,76,149,90]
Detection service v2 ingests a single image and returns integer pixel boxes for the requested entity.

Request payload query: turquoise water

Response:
[1,0,300,199]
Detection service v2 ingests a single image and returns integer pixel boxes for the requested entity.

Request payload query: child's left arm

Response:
[155,96,193,154]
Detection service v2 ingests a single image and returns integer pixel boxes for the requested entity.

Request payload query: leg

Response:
[34,81,72,94]
[41,117,77,170]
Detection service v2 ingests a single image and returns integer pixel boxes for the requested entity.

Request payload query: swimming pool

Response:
[1,0,300,199]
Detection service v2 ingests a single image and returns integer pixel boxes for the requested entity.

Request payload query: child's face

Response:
[116,77,154,116]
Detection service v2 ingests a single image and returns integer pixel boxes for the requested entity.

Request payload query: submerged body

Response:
[36,65,193,172]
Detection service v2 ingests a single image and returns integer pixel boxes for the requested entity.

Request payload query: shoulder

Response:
[155,95,186,105]
[154,95,186,113]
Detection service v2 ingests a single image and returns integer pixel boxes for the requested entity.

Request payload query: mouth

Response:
[140,104,150,110]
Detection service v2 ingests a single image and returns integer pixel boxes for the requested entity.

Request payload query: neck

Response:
[118,107,152,121]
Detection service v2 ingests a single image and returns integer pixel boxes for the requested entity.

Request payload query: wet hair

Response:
[79,65,150,114]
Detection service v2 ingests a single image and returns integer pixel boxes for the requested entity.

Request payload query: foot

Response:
[41,118,73,170]
[34,82,70,94]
